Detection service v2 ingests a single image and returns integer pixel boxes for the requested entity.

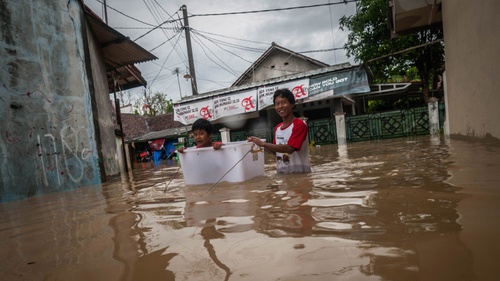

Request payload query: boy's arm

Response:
[212,141,224,150]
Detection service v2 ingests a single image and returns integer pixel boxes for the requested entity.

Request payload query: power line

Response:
[133,6,181,41]
[187,1,358,18]
[148,30,182,52]
[191,29,267,53]
[92,0,156,27]
[150,33,184,87]
[141,0,190,83]
[299,47,345,54]
[191,33,240,77]
[92,0,357,94]
[112,26,178,30]
[193,29,270,46]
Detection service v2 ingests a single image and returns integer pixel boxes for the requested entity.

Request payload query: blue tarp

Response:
[165,141,176,155]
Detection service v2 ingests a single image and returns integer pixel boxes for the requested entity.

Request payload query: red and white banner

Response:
[174,80,311,125]
[174,98,214,125]
[213,89,257,119]
[257,79,309,110]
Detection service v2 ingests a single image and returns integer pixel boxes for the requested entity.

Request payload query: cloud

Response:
[85,0,356,102]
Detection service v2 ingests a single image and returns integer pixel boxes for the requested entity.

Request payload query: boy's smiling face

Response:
[193,129,212,147]
[274,95,293,119]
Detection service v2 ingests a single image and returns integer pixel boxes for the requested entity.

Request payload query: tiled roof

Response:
[117,113,184,142]
[120,113,149,141]
[147,114,183,132]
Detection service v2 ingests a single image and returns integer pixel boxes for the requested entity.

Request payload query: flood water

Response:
[1,136,500,281]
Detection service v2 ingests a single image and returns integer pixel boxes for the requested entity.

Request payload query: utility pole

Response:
[182,5,198,95]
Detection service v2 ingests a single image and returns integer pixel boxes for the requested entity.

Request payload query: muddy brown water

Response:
[1,136,500,281]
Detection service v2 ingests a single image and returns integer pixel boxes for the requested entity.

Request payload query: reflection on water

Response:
[1,136,500,280]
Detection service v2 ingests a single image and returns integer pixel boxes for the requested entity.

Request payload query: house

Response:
[232,42,329,86]
[117,42,377,156]
[388,0,500,141]
[173,43,371,132]
[0,1,156,202]
[119,43,367,150]
[115,113,186,163]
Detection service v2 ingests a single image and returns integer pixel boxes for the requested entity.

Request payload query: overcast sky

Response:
[84,0,357,104]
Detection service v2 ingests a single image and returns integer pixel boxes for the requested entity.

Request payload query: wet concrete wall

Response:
[442,0,500,140]
[0,0,118,202]
[85,23,122,177]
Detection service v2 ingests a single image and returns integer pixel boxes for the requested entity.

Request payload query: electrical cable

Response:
[191,31,257,65]
[92,0,157,27]
[191,32,240,77]
[148,29,182,52]
[92,0,358,95]
[193,29,270,46]
[191,29,266,53]
[145,0,189,71]
[134,6,180,41]
[188,1,359,18]
[150,32,183,87]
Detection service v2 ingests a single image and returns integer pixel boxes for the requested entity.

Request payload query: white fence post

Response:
[335,113,347,145]
[220,127,231,143]
[428,97,440,136]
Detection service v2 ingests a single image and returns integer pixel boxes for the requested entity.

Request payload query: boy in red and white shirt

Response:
[248,88,311,173]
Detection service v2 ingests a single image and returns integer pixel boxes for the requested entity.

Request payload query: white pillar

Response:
[442,71,450,140]
[337,144,348,160]
[428,97,440,136]
[219,127,231,143]
[335,113,347,145]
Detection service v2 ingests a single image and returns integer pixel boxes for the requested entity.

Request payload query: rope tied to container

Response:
[207,144,262,191]
[163,150,181,193]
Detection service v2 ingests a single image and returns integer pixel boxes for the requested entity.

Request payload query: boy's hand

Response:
[177,147,185,153]
[213,142,224,150]
[247,136,264,147]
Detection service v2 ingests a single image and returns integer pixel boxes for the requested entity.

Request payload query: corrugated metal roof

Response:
[134,126,189,142]
[109,65,147,92]
[84,8,158,70]
[83,5,157,93]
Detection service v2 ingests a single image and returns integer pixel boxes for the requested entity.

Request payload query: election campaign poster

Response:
[213,89,257,119]
[174,98,215,125]
[257,79,309,110]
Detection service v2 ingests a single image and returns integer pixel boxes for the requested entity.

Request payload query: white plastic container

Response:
[178,141,265,185]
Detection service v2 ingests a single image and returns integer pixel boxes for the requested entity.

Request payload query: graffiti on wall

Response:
[0,83,100,200]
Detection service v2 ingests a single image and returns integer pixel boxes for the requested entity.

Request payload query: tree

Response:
[339,0,444,102]
[133,88,174,116]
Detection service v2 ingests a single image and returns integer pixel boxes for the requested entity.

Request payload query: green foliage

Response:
[133,88,174,116]
[339,0,444,101]
[387,66,419,83]
[148,92,174,116]
[367,97,425,113]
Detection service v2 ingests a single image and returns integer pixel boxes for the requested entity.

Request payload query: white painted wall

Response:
[442,0,500,140]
